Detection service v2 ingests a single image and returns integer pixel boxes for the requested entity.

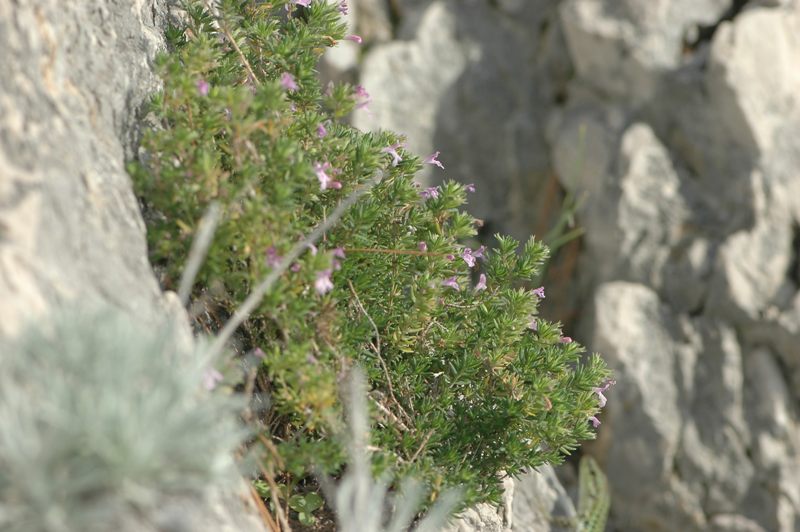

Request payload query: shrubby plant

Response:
[131,0,611,519]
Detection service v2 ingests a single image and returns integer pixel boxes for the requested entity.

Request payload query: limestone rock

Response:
[0,1,266,530]
[585,282,704,531]
[355,0,571,242]
[560,0,729,102]
[511,466,576,532]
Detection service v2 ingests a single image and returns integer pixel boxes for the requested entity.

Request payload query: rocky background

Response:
[331,0,800,531]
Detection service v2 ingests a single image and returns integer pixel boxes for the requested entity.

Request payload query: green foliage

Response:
[130,0,610,514]
[0,307,243,532]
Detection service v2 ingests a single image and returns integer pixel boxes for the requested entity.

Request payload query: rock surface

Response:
[0,1,266,530]
[352,0,800,530]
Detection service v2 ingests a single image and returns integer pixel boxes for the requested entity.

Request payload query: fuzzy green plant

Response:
[0,307,244,532]
[130,0,611,516]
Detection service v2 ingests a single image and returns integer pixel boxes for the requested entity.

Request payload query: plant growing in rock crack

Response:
[130,0,612,522]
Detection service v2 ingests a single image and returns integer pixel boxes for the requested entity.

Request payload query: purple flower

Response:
[203,368,224,391]
[442,276,460,290]
[314,162,342,190]
[465,183,476,193]
[532,286,546,299]
[560,336,573,344]
[381,142,404,167]
[528,319,538,331]
[265,246,282,268]
[338,0,348,14]
[593,379,616,408]
[315,269,334,295]
[290,263,302,273]
[420,186,439,200]
[475,273,487,292]
[280,72,299,92]
[333,247,346,259]
[317,122,328,138]
[472,245,486,260]
[418,241,428,252]
[345,34,363,44]
[196,79,210,96]
[462,248,476,268]
[354,85,371,110]
[424,151,445,170]
[253,347,266,359]
[589,416,601,428]
[445,253,455,261]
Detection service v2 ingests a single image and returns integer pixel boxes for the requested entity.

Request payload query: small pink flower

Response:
[315,269,334,295]
[307,243,318,256]
[589,416,601,428]
[280,72,299,92]
[593,379,616,408]
[532,286,545,299]
[528,319,538,331]
[265,246,282,268]
[345,34,363,44]
[445,253,455,261]
[472,246,486,260]
[462,248,476,268]
[290,263,302,273]
[424,151,445,170]
[560,336,573,343]
[418,241,428,252]
[317,122,328,138]
[354,85,371,110]
[253,348,266,359]
[465,183,476,193]
[196,79,210,96]
[442,276,460,290]
[420,186,439,200]
[333,247,346,259]
[203,368,224,391]
[381,142,404,167]
[475,273,487,292]
[314,162,342,190]
[338,0,348,14]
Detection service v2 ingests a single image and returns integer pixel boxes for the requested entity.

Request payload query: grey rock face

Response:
[355,0,572,243]
[0,1,265,531]
[352,0,800,530]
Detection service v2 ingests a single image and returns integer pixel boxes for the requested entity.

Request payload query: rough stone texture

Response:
[352,0,800,530]
[511,466,576,532]
[354,0,573,243]
[0,1,266,530]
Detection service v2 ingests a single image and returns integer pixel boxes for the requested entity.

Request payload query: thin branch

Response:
[348,279,412,428]
[249,482,281,532]
[409,430,434,464]
[370,394,410,433]
[178,201,221,306]
[345,247,448,257]
[220,25,260,85]
[208,172,382,359]
[256,457,291,532]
